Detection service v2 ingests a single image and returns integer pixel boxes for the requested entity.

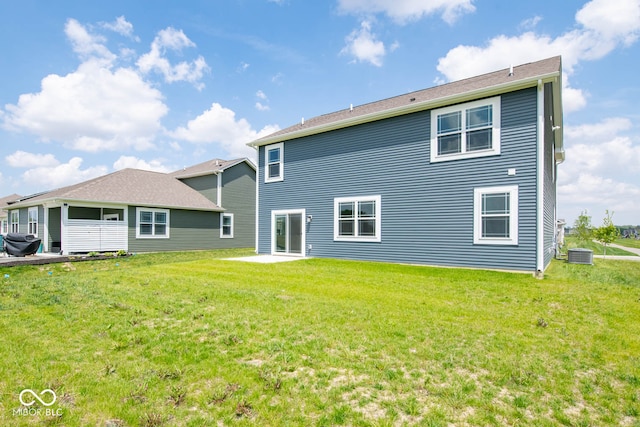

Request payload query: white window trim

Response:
[220,213,234,238]
[28,207,38,237]
[271,209,306,257]
[265,143,284,183]
[1,219,7,234]
[10,211,19,233]
[474,185,518,245]
[136,207,170,239]
[334,195,382,242]
[430,96,501,163]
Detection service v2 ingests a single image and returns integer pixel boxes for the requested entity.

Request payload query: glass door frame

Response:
[271,209,306,257]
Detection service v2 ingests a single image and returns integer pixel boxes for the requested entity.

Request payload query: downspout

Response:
[253,146,259,254]
[43,206,49,253]
[61,203,68,255]
[536,79,545,277]
[216,171,223,207]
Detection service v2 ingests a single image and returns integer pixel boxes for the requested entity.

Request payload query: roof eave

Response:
[249,71,561,148]
[8,197,224,212]
[173,158,257,180]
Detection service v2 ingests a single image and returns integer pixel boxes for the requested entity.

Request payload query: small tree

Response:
[593,210,619,257]
[573,210,593,246]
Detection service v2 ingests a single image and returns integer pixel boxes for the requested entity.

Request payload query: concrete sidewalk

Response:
[593,242,640,261]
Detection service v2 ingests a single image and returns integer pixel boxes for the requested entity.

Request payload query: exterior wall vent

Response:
[567,248,593,265]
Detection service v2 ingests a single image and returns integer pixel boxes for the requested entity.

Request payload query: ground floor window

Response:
[10,211,19,233]
[28,207,38,236]
[221,213,234,238]
[474,185,518,245]
[1,219,7,234]
[136,208,170,238]
[334,195,381,242]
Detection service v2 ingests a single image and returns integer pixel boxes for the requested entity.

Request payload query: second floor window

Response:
[265,143,284,182]
[431,97,501,163]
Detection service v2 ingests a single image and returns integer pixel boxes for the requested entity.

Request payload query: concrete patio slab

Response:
[225,255,307,263]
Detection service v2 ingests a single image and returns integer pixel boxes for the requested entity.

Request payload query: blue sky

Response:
[1,0,639,225]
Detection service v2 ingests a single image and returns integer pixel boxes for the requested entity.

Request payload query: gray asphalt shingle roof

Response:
[170,157,255,179]
[8,169,222,211]
[249,56,562,147]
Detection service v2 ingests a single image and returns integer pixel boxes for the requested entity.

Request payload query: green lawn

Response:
[1,249,639,426]
[615,237,640,250]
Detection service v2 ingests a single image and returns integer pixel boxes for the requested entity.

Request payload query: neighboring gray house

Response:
[5,158,255,254]
[0,194,21,235]
[248,56,565,274]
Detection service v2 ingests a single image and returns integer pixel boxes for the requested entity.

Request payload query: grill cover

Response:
[3,233,42,257]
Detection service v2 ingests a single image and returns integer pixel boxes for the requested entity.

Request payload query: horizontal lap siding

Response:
[219,163,256,248]
[258,88,539,271]
[127,208,219,253]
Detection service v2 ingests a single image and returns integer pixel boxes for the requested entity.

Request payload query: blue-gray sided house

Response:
[4,158,255,254]
[248,56,565,274]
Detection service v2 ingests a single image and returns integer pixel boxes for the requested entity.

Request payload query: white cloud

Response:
[563,118,639,174]
[338,0,475,25]
[435,0,640,113]
[113,155,171,172]
[65,18,115,64]
[255,91,270,111]
[558,116,640,224]
[136,27,209,89]
[3,59,167,152]
[558,172,640,225]
[340,21,386,67]
[519,15,542,31]
[20,157,108,190]
[575,0,640,44]
[170,103,279,159]
[6,151,59,168]
[271,72,284,84]
[101,16,138,40]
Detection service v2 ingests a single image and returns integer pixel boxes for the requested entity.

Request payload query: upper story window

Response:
[136,208,170,239]
[334,195,381,242]
[265,143,284,182]
[10,211,19,233]
[474,185,518,245]
[431,97,501,163]
[28,207,38,236]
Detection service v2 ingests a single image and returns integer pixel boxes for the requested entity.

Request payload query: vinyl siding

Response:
[9,206,44,238]
[219,162,256,248]
[258,87,541,271]
[127,208,219,253]
[180,174,219,205]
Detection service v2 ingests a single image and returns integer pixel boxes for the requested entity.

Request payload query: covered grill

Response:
[3,233,42,257]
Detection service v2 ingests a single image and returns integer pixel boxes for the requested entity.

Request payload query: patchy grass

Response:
[1,249,639,426]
